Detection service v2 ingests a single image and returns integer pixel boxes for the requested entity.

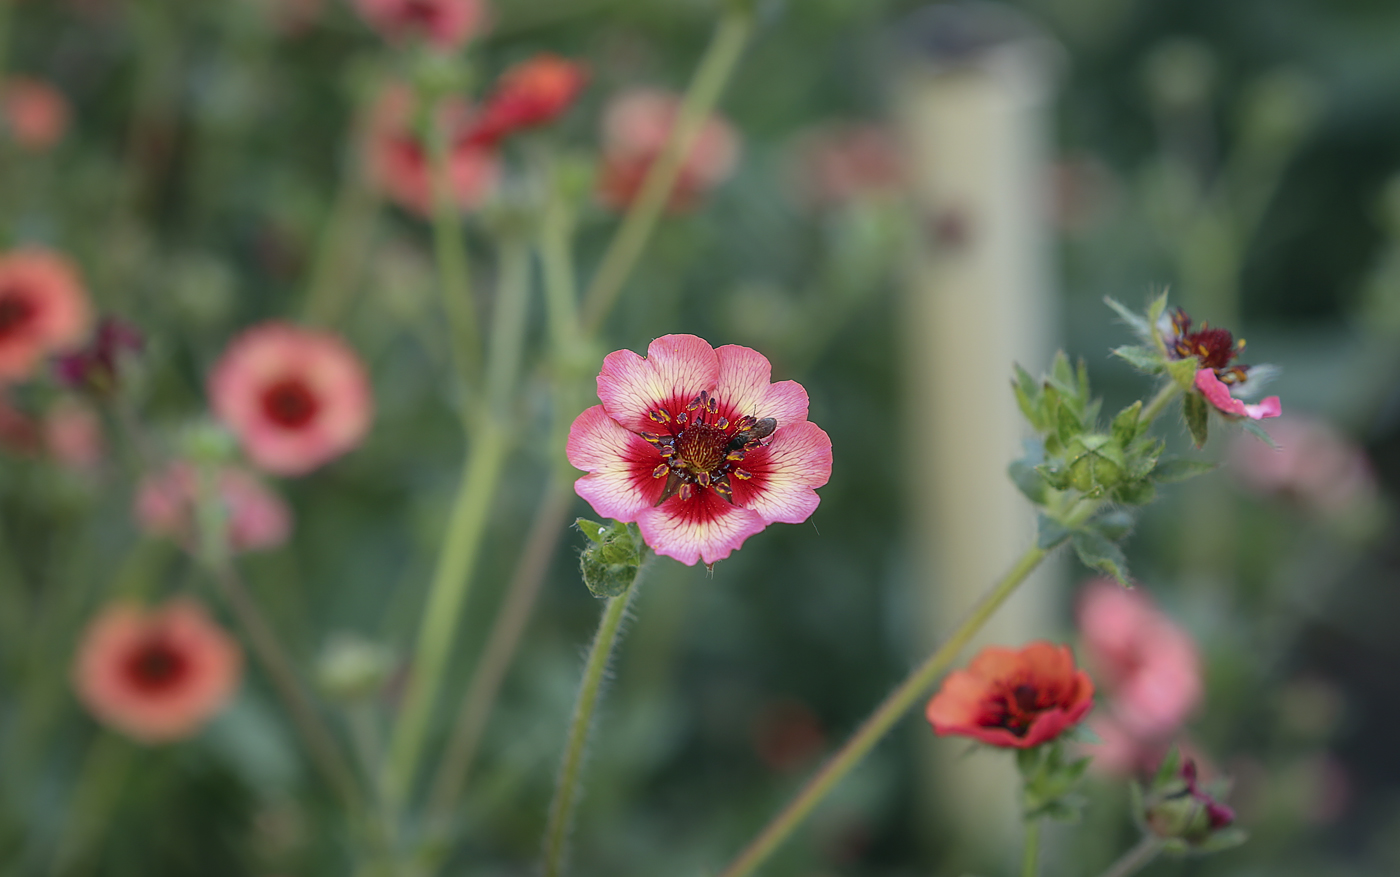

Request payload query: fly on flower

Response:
[566,335,832,568]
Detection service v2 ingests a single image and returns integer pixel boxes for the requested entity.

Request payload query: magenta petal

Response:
[636,491,768,566]
[597,334,719,433]
[729,420,832,524]
[1194,369,1282,421]
[567,405,664,521]
[713,344,810,425]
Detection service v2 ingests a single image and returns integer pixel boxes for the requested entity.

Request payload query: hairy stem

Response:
[1140,380,1183,428]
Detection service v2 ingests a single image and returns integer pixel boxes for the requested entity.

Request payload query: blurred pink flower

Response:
[0,247,92,384]
[790,122,902,207]
[136,461,292,553]
[209,322,373,476]
[2,77,69,151]
[354,0,487,51]
[73,599,242,743]
[596,88,740,213]
[468,54,588,147]
[44,396,104,470]
[366,84,499,217]
[1228,414,1376,513]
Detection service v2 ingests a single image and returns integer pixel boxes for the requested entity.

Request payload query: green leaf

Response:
[1166,355,1200,391]
[1036,514,1072,550]
[1150,458,1218,483]
[1089,509,1135,541]
[1049,350,1074,394]
[575,518,608,544]
[1013,380,1042,432]
[1105,296,1154,341]
[1010,458,1050,505]
[1153,747,1184,788]
[1035,799,1083,823]
[1112,345,1167,375]
[1192,827,1248,854]
[1111,401,1143,445]
[1240,419,1279,448]
[1183,392,1210,448]
[1146,289,1171,331]
[1072,531,1130,585]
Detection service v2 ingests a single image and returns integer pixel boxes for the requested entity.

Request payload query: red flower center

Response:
[399,0,443,30]
[640,390,775,504]
[984,680,1056,737]
[1170,309,1248,383]
[124,636,190,695]
[261,377,320,429]
[0,288,37,341]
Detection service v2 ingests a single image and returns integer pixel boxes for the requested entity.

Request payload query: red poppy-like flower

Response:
[1162,308,1281,421]
[596,88,740,213]
[790,121,902,207]
[925,641,1095,748]
[567,335,831,566]
[136,461,292,553]
[209,322,373,476]
[73,599,242,743]
[468,54,588,147]
[353,0,487,50]
[2,77,69,151]
[366,84,499,217]
[0,247,92,383]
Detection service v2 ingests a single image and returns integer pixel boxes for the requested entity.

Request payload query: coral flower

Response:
[596,88,740,213]
[567,334,831,566]
[1162,308,1280,421]
[2,77,69,151]
[0,247,91,383]
[468,54,589,147]
[353,0,487,51]
[925,641,1095,748]
[366,84,499,217]
[136,461,292,553]
[209,322,373,476]
[73,599,242,743]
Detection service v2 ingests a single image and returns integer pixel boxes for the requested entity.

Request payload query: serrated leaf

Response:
[1183,392,1210,448]
[1111,400,1143,445]
[1089,509,1135,541]
[1112,345,1167,374]
[1150,458,1218,483]
[1240,419,1279,448]
[1166,356,1200,391]
[1105,296,1154,341]
[1072,531,1130,585]
[1036,514,1072,549]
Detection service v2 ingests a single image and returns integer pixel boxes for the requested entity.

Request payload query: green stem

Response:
[428,101,482,407]
[716,502,1099,877]
[541,570,645,877]
[578,5,753,335]
[382,423,509,811]
[48,733,132,876]
[1021,818,1041,877]
[427,477,574,820]
[1139,380,1183,428]
[539,168,582,355]
[485,235,531,410]
[1096,835,1165,877]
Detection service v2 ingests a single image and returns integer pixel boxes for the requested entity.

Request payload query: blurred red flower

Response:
[468,54,588,147]
[596,88,740,213]
[2,77,69,151]
[209,322,373,476]
[366,84,499,217]
[73,599,242,743]
[136,461,292,553]
[0,247,92,383]
[353,0,487,51]
[925,641,1094,748]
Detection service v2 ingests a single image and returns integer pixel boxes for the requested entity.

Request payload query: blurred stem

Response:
[1097,835,1164,877]
[486,234,531,409]
[48,733,132,877]
[717,500,1101,877]
[428,102,483,408]
[427,477,573,820]
[542,569,644,877]
[578,5,753,335]
[0,0,12,83]
[303,92,383,327]
[1140,380,1183,428]
[539,167,582,354]
[1021,819,1041,877]
[211,561,362,809]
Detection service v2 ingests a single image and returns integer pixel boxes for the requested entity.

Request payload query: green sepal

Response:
[1150,458,1218,483]
[1183,392,1210,448]
[1072,530,1130,585]
[1113,479,1158,506]
[1053,390,1083,448]
[1111,400,1143,445]
[1153,747,1184,787]
[1190,827,1248,854]
[1049,350,1075,395]
[1167,356,1200,392]
[1146,289,1171,338]
[1112,345,1166,374]
[1240,419,1279,448]
[1036,514,1072,550]
[1105,296,1154,342]
[577,519,645,598]
[1009,439,1050,505]
[1012,365,1044,431]
[1034,463,1072,491]
[1088,509,1135,541]
[576,518,609,544]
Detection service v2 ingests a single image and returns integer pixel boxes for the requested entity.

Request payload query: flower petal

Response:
[713,344,810,425]
[1194,369,1282,421]
[729,420,832,524]
[597,334,720,433]
[636,489,767,566]
[567,405,665,520]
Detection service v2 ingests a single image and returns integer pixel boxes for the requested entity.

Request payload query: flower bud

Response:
[1141,758,1241,850]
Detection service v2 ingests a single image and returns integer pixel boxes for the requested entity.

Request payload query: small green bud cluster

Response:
[1016,739,1092,824]
[575,518,647,598]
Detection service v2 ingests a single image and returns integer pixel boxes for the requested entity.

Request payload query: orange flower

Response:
[73,599,242,743]
[925,641,1095,748]
[2,77,69,151]
[0,247,91,383]
[468,54,588,147]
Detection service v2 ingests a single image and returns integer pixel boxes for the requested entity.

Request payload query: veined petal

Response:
[636,489,767,566]
[1194,369,1282,421]
[729,421,832,524]
[597,334,719,433]
[567,405,665,520]
[713,344,810,425]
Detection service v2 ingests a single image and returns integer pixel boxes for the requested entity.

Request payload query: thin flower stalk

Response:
[48,732,132,877]
[1022,818,1042,877]
[428,100,483,406]
[541,570,645,877]
[1097,835,1165,877]
[579,5,753,334]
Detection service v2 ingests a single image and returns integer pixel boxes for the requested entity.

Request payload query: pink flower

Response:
[353,0,487,50]
[1228,414,1375,513]
[209,322,373,476]
[1077,580,1201,773]
[467,54,588,147]
[2,77,69,151]
[44,397,104,470]
[596,88,740,213]
[567,335,831,566]
[73,599,242,743]
[136,461,292,553]
[0,247,92,383]
[366,84,499,217]
[790,122,902,207]
[1194,368,1281,421]
[1162,307,1280,420]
